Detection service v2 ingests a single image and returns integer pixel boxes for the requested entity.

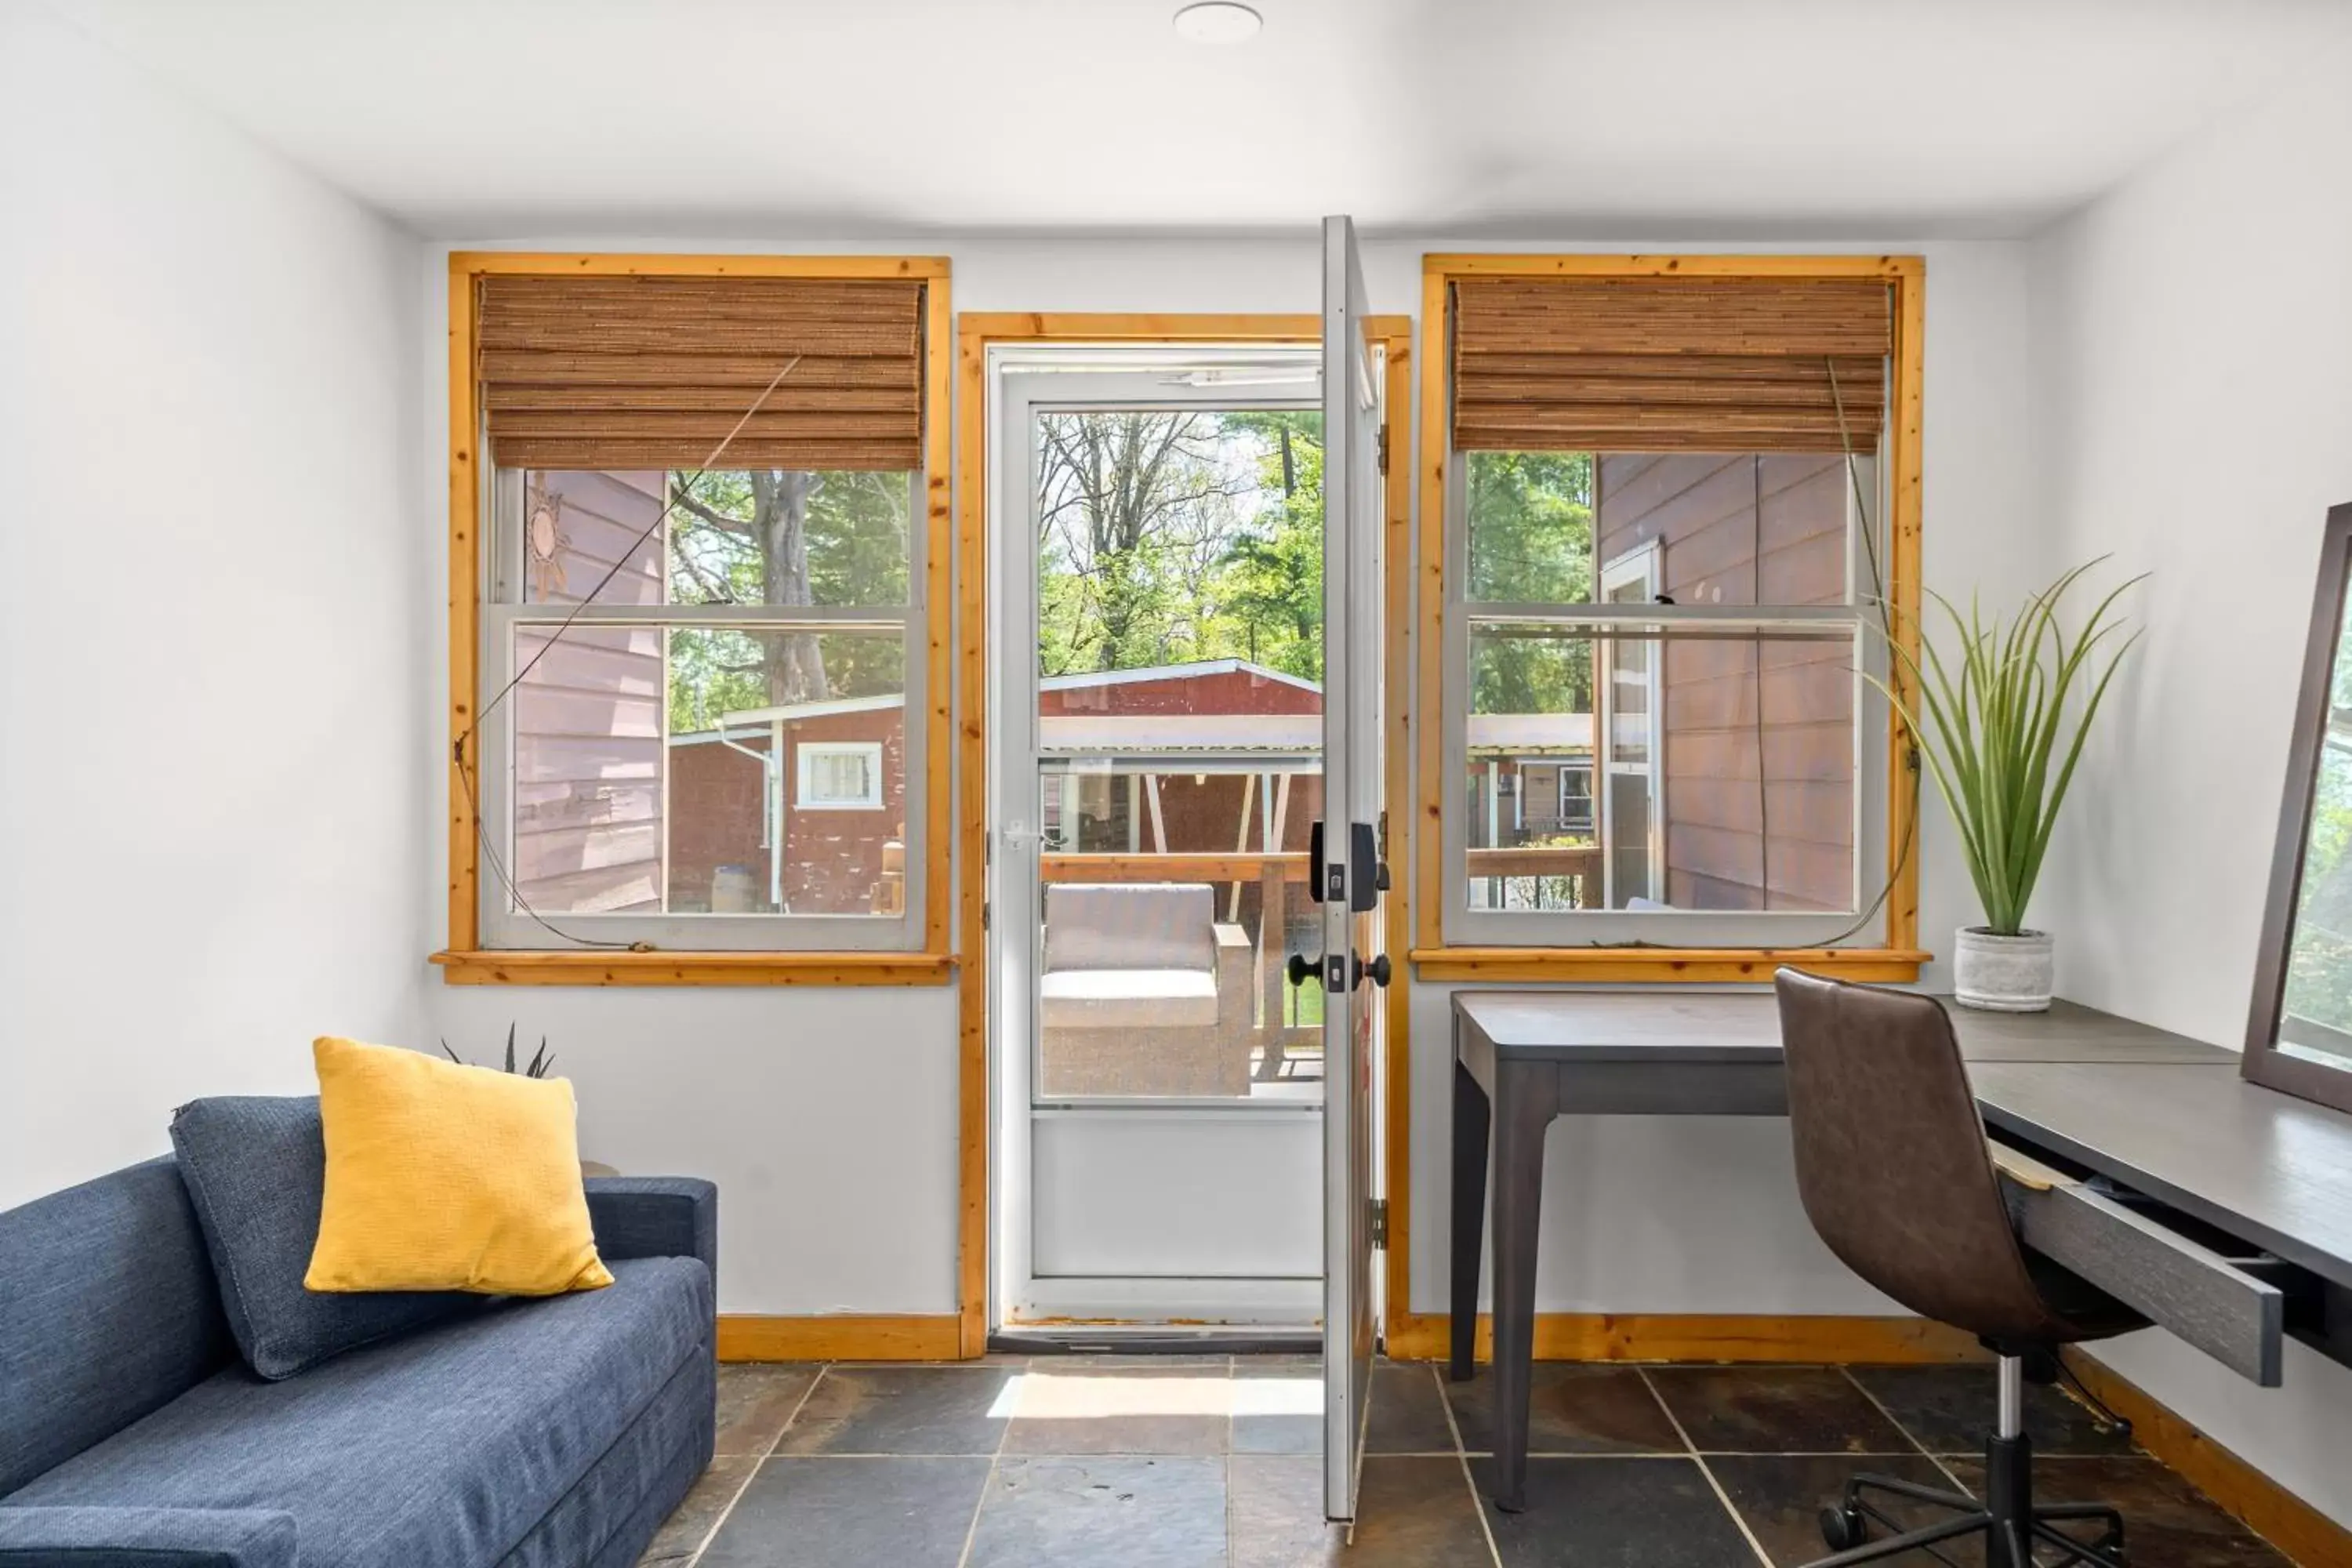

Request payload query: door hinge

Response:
[1376,423,1389,476]
[981,901,991,932]
[1369,1198,1389,1249]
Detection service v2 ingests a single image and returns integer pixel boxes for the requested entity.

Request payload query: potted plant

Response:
[1873,561,2143,1011]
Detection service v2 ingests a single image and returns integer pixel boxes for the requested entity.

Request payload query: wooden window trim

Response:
[439,252,954,985]
[1411,253,1926,985]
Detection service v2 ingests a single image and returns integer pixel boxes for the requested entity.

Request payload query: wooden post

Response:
[1259,858,1287,1080]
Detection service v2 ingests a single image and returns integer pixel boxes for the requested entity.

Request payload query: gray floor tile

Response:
[633,1455,753,1566]
[1230,1455,1497,1568]
[1004,1363,1234,1455]
[712,1364,819,1457]
[1947,1455,2295,1568]
[774,1365,1018,1456]
[1646,1365,1915,1455]
[1476,1455,1762,1566]
[1443,1364,1684,1456]
[1850,1364,2136,1457]
[1707,1452,1985,1566]
[698,1455,990,1568]
[968,1454,1226,1568]
[1365,1363,1464,1454]
[1232,1356,1323,1455]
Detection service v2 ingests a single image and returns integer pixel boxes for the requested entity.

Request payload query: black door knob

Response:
[1286,953,1318,988]
[1356,953,1392,988]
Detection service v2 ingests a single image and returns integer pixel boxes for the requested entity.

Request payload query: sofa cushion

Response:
[1043,883,1214,973]
[1038,967,1220,1030]
[169,1097,477,1381]
[5,1255,712,1568]
[0,1159,231,1498]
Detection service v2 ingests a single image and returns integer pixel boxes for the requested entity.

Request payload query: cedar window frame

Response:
[1411,254,1929,985]
[437,253,954,988]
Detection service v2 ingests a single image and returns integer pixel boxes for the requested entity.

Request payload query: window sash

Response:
[476,466,927,952]
[1439,452,1891,948]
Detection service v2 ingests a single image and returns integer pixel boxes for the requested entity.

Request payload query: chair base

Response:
[1800,1433,2126,1568]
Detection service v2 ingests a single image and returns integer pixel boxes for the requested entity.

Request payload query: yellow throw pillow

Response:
[304,1036,612,1297]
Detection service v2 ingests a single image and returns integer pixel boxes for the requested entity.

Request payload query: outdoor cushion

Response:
[1038,967,1220,1030]
[0,1159,231,1497]
[305,1038,609,1298]
[1043,883,1214,973]
[169,1096,475,1381]
[5,1256,710,1568]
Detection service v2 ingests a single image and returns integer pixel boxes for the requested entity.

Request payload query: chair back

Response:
[1773,969,2074,1344]
[1043,883,1214,974]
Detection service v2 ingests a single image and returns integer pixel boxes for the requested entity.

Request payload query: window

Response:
[1422,259,1923,969]
[445,256,950,971]
[799,742,884,809]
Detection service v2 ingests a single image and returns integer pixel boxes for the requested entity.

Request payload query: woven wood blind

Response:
[477,274,926,471]
[1452,277,1890,454]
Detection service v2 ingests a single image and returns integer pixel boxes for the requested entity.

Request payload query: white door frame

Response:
[985,348,1330,1330]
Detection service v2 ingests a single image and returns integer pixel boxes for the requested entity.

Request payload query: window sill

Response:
[430,950,958,987]
[1407,946,1929,985]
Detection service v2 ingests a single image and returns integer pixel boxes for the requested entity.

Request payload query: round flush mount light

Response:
[1173,2,1262,43]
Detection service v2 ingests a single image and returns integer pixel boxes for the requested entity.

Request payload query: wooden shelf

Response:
[430,949,957,987]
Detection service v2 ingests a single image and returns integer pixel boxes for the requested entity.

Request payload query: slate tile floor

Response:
[639,1357,2298,1567]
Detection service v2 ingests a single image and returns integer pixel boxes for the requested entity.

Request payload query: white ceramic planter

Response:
[1953,927,2053,1012]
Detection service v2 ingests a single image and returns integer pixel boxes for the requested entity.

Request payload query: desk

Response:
[1449,992,2352,1512]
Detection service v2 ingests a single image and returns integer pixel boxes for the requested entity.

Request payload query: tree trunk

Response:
[751,470,829,705]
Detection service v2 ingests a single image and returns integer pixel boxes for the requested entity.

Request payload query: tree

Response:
[1216,411,1326,681]
[664,469,911,730]
[1464,451,1596,717]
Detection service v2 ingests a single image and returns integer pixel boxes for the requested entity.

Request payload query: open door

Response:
[1319,214,1387,1523]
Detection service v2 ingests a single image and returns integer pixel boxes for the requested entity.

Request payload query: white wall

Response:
[0,0,428,1207]
[2027,48,2352,1531]
[424,234,2039,1323]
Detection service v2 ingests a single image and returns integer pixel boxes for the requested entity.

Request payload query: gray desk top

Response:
[1451,991,2235,1066]
[1450,989,2352,1288]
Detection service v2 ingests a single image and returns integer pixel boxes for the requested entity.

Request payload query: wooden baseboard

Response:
[1385,1312,1987,1366]
[2063,1350,2351,1568]
[717,1314,965,1363]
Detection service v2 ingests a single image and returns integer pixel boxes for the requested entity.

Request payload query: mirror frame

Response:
[2244,499,2352,1112]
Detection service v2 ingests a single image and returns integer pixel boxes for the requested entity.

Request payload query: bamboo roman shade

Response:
[1451,276,1891,454]
[476,274,926,471]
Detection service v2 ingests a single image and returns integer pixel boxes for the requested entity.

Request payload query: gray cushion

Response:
[1044,883,1214,972]
[7,1256,713,1568]
[169,1097,476,1381]
[0,1159,231,1497]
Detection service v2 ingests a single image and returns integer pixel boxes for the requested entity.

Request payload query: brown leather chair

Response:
[1775,969,2143,1568]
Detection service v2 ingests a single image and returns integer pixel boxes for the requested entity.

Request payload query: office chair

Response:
[1774,969,2143,1568]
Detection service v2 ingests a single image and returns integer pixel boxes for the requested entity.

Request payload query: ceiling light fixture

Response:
[1173,2,1262,44]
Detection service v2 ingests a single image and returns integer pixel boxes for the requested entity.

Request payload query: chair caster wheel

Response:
[1819,1503,1867,1552]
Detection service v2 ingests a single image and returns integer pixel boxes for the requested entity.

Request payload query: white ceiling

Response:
[74,0,2352,239]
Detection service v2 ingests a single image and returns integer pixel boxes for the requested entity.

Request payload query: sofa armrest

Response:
[584,1177,717,1276]
[0,1505,296,1567]
[1211,922,1253,1023]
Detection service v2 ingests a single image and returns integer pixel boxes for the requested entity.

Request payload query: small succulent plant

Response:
[440,1022,555,1079]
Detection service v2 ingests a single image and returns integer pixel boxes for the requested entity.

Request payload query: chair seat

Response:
[1039,967,1219,1030]
[4,1256,711,1568]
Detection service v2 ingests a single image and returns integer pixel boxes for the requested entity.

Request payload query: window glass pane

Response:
[509,626,907,918]
[1467,451,1863,608]
[516,468,912,608]
[1466,626,1855,915]
[1034,408,1323,710]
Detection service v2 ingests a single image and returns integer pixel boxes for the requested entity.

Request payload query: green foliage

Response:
[440,1022,555,1078]
[1465,452,1595,716]
[1869,560,2144,936]
[2281,606,2352,1036]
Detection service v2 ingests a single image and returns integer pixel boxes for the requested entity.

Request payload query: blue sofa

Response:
[0,1157,717,1568]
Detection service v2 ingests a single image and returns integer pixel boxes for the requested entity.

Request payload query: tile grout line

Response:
[683,1360,830,1568]
[952,1358,1019,1568]
[1838,1366,1976,1497]
[1635,1366,1777,1568]
[1431,1363,1508,1568]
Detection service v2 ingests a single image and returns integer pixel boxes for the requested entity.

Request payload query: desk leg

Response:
[1450,1059,1490,1381]
[1489,1060,1557,1514]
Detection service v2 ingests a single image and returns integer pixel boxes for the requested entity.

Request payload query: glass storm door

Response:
[1318,214,1386,1524]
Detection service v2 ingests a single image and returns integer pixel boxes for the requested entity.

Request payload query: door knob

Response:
[1286,953,1317,988]
[1354,953,1392,989]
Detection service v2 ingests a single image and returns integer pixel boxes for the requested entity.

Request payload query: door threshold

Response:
[992,1324,1322,1357]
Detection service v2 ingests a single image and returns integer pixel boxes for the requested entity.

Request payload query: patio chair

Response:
[1037,882,1255,1098]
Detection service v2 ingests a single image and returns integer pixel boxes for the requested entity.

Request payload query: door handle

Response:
[1353,952,1392,989]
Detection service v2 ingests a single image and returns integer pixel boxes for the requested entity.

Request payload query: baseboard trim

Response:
[1385,1312,1987,1366]
[717,1314,964,1363]
[2063,1350,2351,1568]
